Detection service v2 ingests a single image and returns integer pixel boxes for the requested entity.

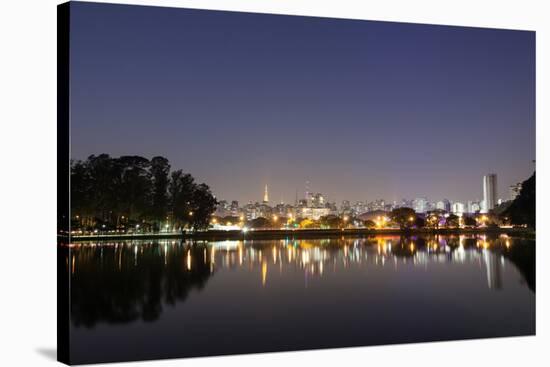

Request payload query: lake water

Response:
[61,234,535,364]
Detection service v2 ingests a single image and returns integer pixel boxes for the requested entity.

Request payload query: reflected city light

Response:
[65,234,530,293]
[262,262,267,286]
[186,249,192,271]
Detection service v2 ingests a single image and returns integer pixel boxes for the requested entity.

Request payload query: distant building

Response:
[467,201,481,213]
[451,202,465,215]
[367,199,385,212]
[482,174,497,213]
[274,203,286,215]
[310,193,325,208]
[436,199,451,212]
[509,183,522,201]
[300,207,330,220]
[243,201,272,220]
[215,200,230,217]
[413,197,429,213]
[353,201,366,215]
[230,200,239,216]
[257,203,272,218]
[327,202,338,215]
[341,200,351,213]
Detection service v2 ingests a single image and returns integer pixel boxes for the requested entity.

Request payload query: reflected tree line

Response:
[67,243,212,328]
[500,237,535,291]
[65,235,534,328]
[71,154,218,232]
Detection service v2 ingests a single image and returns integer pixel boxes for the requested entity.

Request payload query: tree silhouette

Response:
[503,172,535,228]
[319,215,343,229]
[445,214,460,228]
[462,215,477,227]
[150,156,171,230]
[69,242,213,327]
[70,155,216,231]
[390,207,416,229]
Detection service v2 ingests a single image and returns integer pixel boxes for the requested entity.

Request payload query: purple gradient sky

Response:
[70,2,535,204]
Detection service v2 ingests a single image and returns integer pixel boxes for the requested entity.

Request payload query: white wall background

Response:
[0,0,547,366]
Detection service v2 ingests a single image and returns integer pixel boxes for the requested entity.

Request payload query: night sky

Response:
[70,2,535,204]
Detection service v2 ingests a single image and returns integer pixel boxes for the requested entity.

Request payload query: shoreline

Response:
[61,227,535,243]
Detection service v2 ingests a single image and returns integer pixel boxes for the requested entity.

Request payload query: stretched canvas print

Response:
[57,1,536,365]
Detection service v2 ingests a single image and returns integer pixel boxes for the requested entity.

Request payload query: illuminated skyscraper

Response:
[482,174,497,213]
[263,184,269,203]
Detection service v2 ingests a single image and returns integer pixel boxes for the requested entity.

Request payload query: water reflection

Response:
[64,241,213,327]
[61,234,534,329]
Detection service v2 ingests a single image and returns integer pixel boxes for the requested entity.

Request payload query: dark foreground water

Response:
[61,234,535,364]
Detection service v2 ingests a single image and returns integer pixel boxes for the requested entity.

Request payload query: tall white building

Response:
[482,174,497,213]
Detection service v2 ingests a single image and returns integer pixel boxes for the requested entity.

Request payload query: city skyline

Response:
[213,172,524,208]
[70,3,535,205]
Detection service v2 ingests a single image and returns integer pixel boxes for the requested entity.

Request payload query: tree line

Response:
[71,154,217,231]
[502,172,535,228]
[211,211,473,230]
